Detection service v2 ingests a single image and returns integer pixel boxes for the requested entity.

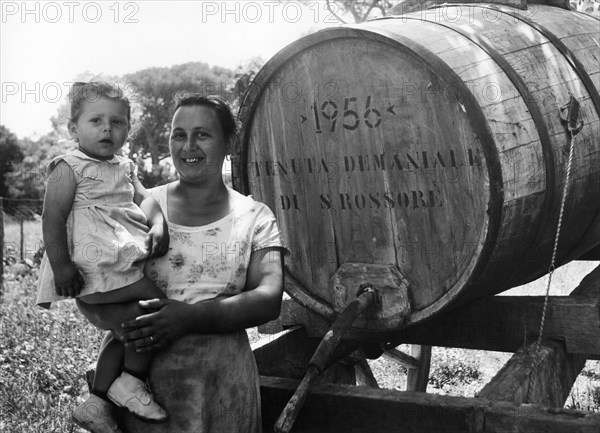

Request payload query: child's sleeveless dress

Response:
[37,149,149,308]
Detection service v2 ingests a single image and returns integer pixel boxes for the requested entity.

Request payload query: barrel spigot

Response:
[273,285,378,433]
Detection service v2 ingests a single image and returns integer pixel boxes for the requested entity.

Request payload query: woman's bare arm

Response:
[192,247,284,332]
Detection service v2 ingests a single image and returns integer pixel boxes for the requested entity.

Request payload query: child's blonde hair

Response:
[68,81,132,126]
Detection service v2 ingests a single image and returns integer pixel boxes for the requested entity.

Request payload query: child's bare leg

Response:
[91,332,123,399]
[76,277,168,420]
[80,276,166,305]
[77,277,166,380]
[90,325,152,383]
[77,277,165,377]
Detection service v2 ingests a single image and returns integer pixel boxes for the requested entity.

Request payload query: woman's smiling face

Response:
[169,105,228,183]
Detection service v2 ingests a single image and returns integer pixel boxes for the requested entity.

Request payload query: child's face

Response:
[68,97,129,160]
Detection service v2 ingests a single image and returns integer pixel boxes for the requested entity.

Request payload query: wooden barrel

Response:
[233,5,600,332]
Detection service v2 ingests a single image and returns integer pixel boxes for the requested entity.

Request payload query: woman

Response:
[81,93,285,433]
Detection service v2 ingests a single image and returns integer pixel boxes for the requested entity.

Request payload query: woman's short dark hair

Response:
[172,92,239,150]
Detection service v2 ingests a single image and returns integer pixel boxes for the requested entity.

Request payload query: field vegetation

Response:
[1,219,599,431]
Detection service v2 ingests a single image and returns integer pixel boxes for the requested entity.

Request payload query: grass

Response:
[1,266,103,432]
[368,346,600,412]
[1,219,599,432]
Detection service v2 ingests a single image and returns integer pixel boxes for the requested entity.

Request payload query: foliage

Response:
[0,266,103,432]
[0,125,24,197]
[331,0,396,22]
[573,0,600,15]
[230,56,265,114]
[566,362,600,412]
[136,162,178,189]
[428,348,481,389]
[295,0,600,23]
[4,133,71,201]
[292,0,396,23]
[123,62,236,168]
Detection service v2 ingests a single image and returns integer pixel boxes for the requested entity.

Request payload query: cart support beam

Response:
[477,340,587,407]
[260,375,600,433]
[385,265,600,356]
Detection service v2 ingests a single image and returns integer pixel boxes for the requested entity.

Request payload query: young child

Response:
[37,81,169,432]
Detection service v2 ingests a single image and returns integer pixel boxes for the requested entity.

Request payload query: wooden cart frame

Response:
[253,263,600,432]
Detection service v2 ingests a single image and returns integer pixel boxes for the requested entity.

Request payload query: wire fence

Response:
[1,197,44,287]
[1,197,43,220]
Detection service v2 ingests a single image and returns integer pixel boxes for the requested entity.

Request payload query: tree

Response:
[292,0,598,23]
[328,0,397,22]
[573,0,600,15]
[6,132,69,200]
[293,0,399,23]
[230,56,265,113]
[0,125,24,197]
[124,62,236,172]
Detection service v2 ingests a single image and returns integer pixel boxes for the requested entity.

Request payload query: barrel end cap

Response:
[330,263,412,330]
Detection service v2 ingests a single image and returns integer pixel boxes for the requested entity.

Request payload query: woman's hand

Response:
[147,223,169,258]
[120,298,190,353]
[53,263,84,298]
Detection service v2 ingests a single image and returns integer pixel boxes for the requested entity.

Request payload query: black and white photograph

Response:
[1,1,600,432]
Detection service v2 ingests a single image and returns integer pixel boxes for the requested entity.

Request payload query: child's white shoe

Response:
[72,394,123,433]
[107,372,168,422]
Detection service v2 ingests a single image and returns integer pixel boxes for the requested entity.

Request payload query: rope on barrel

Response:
[534,95,582,351]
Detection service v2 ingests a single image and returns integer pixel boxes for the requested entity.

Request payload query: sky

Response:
[1,0,340,139]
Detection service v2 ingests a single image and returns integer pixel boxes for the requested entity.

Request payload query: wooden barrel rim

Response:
[236,26,504,326]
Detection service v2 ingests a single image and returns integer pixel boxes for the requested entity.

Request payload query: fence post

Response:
[20,219,24,262]
[1,197,4,293]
